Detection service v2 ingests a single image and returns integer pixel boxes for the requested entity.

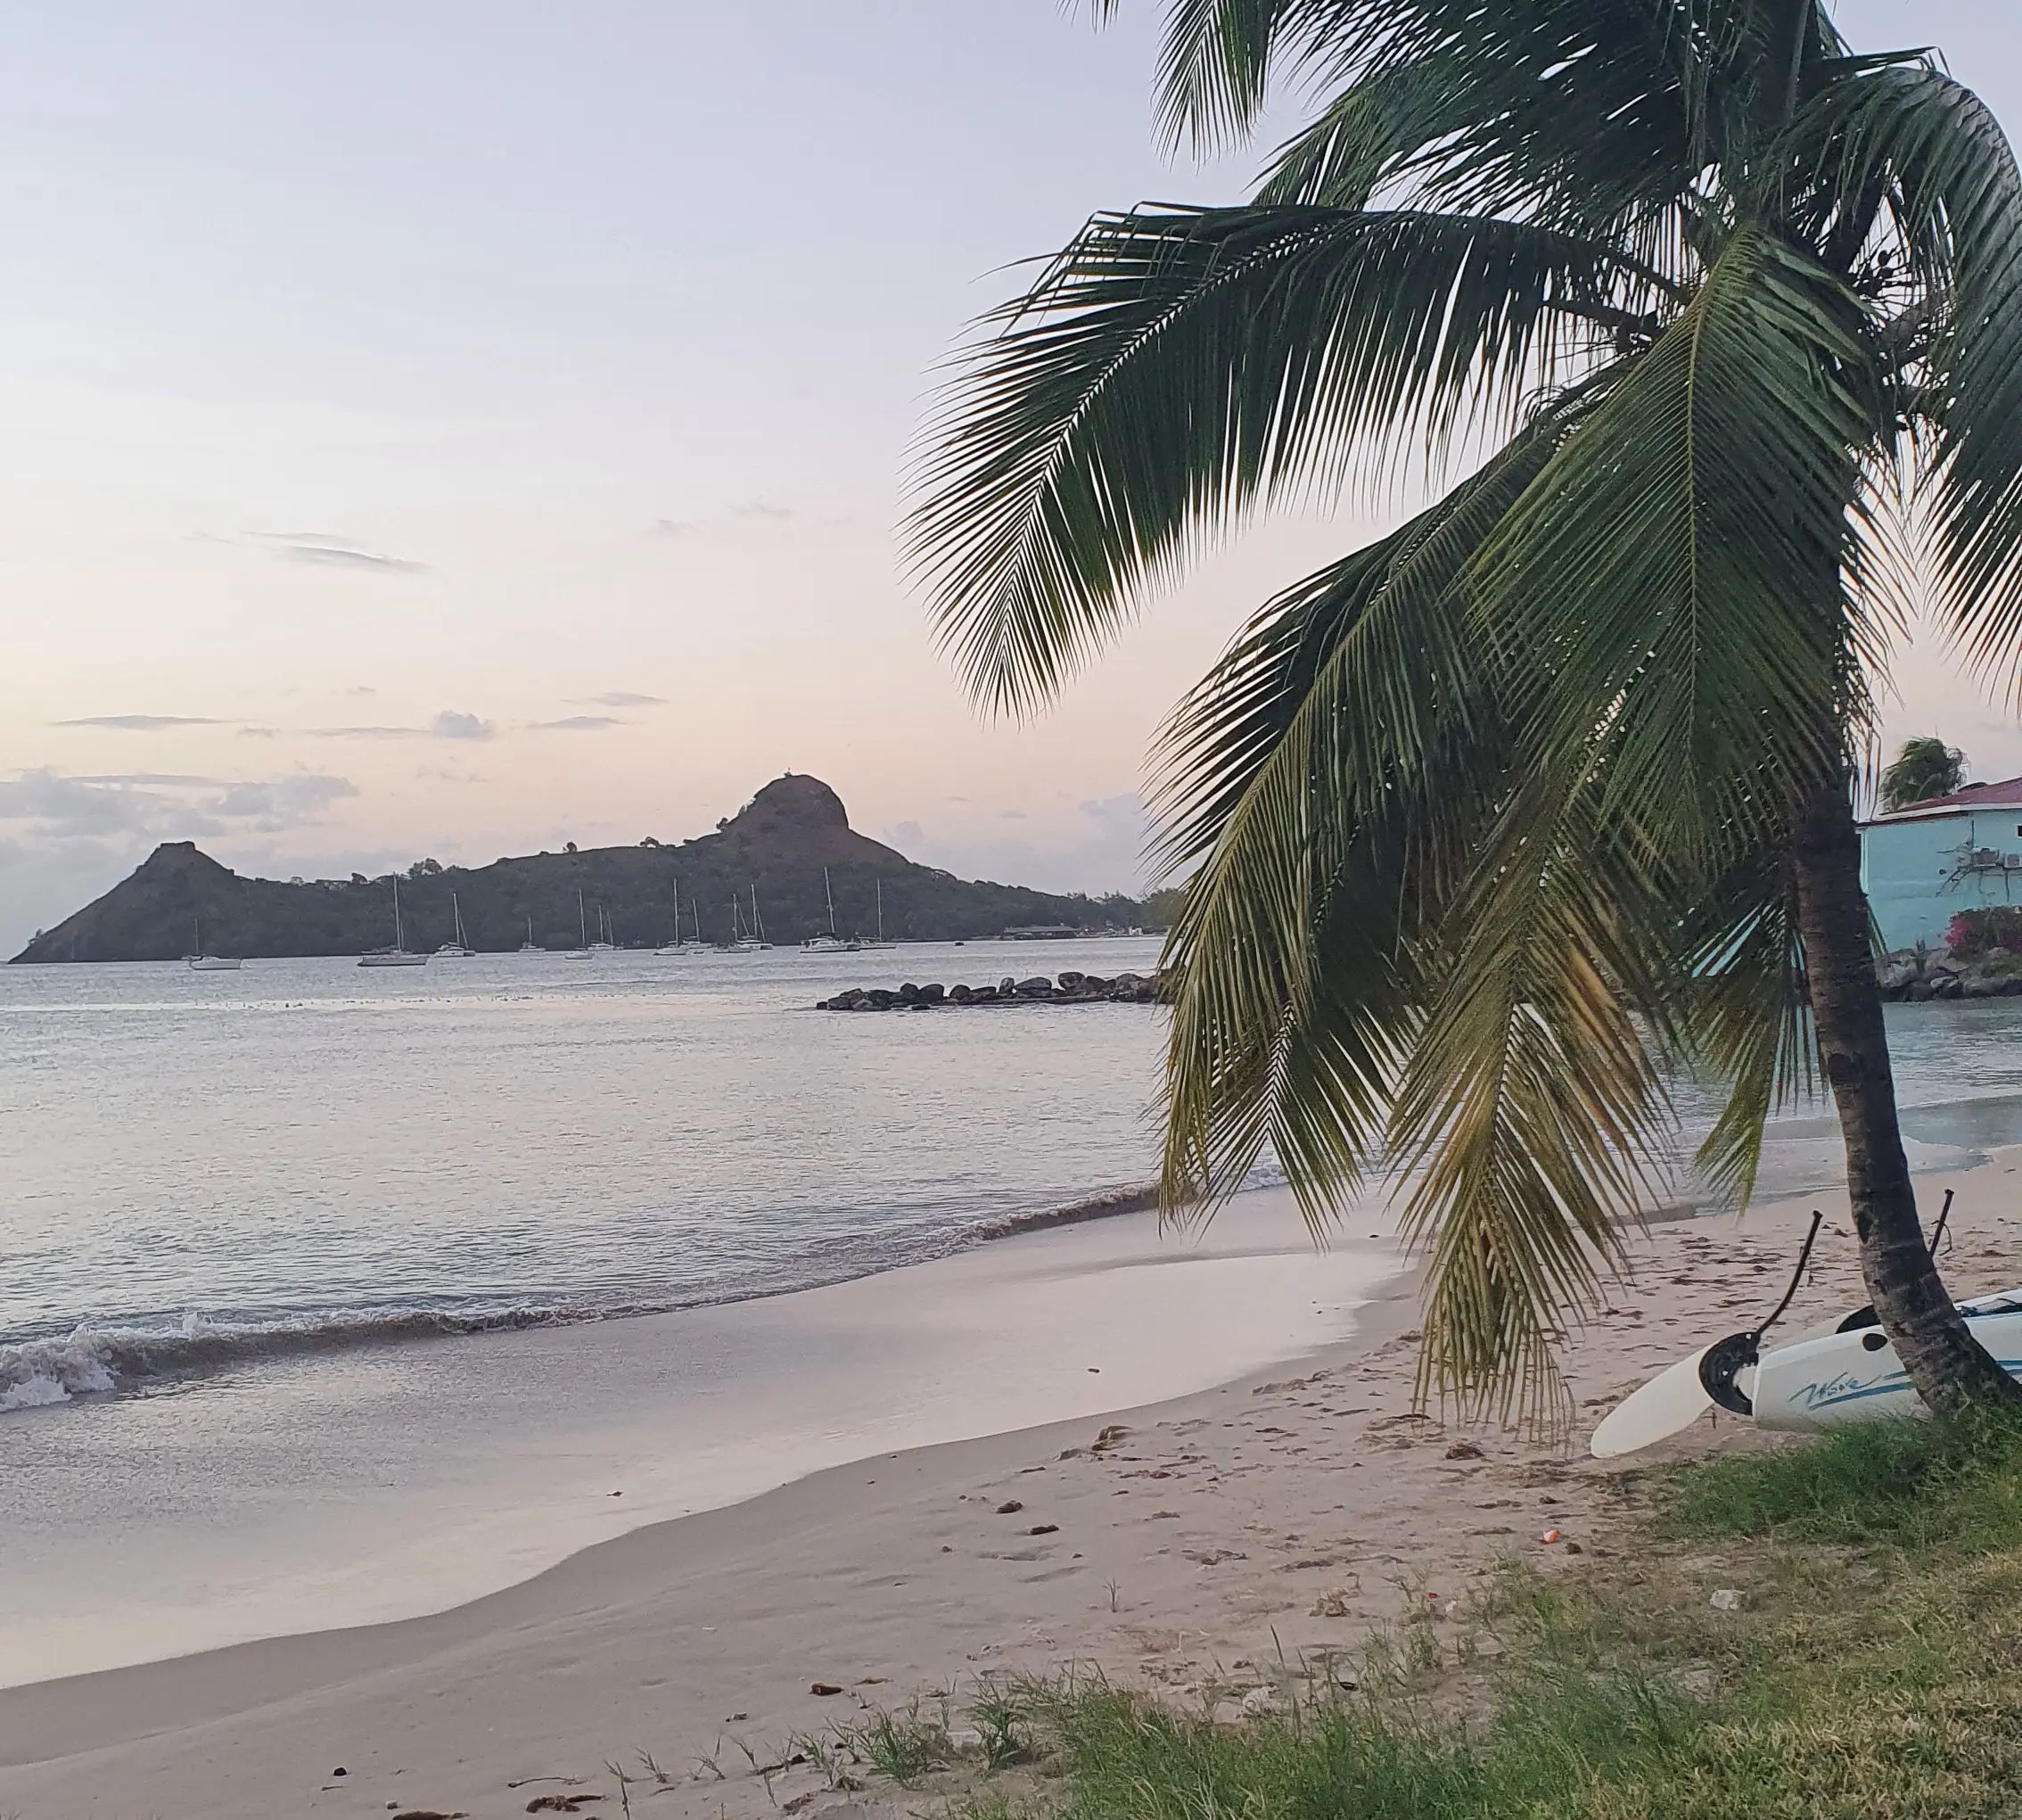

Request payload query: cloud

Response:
[431,710,496,741]
[0,767,357,842]
[579,692,667,708]
[999,809,1026,819]
[892,820,925,849]
[53,714,225,731]
[530,715,621,731]
[306,712,496,741]
[208,774,359,828]
[246,531,428,572]
[284,543,428,572]
[732,498,794,521]
[346,685,377,696]
[650,517,697,537]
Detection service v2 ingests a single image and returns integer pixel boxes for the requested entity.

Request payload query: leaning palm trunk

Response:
[911,0,2022,1421]
[1793,780,2022,1409]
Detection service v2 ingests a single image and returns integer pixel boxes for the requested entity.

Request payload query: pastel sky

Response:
[3,2,2018,954]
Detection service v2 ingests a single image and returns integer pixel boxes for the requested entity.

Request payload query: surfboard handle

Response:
[1757,1210,1824,1343]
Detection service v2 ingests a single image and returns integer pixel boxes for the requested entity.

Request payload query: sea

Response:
[10,940,2022,1683]
[0,937,1178,1413]
[10,939,2022,1417]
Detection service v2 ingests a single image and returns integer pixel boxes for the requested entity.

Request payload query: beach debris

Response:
[390,1811,465,1820]
[1029,1522,1060,1535]
[1444,1440,1485,1460]
[1091,1424,1132,1451]
[1184,1547,1247,1565]
[526,1798,605,1814]
[1539,1528,1562,1545]
[995,1499,1024,1514]
[1310,1588,1356,1618]
[331,1766,347,1775]
[1710,1588,1747,1611]
[810,1681,845,1696]
[1238,1686,1286,1717]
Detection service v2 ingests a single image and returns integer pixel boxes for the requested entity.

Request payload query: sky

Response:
[1,2,2018,953]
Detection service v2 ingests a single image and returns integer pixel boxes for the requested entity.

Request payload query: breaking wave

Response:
[2,1174,1233,1414]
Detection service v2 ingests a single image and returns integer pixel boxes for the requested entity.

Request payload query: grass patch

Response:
[948,1412,2022,1820]
[1669,1404,2022,1548]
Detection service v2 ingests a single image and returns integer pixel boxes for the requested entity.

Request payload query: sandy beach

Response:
[8,1151,2022,1819]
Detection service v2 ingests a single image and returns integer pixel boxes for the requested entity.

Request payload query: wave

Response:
[2,1173,1286,1415]
[0,1301,596,1412]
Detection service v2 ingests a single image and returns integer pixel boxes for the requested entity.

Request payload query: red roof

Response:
[1870,774,2022,821]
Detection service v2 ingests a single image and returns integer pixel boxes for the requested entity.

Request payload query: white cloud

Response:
[51,713,226,731]
[431,710,496,741]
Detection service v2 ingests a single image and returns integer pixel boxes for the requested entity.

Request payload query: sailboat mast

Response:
[393,877,404,951]
[751,882,764,943]
[825,867,837,936]
[672,876,680,946]
[876,877,884,943]
[578,888,587,950]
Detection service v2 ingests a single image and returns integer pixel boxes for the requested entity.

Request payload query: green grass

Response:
[934,1412,2022,1820]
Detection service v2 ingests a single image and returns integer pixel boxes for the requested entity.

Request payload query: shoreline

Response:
[0,1185,1403,1691]
[7,1154,2022,1817]
[0,1172,1181,1414]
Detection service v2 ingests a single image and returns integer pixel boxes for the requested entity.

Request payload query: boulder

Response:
[971,984,999,1001]
[867,989,898,1009]
[949,983,974,1003]
[1015,976,1053,998]
[899,982,921,1003]
[1057,970,1086,989]
[999,976,1016,996]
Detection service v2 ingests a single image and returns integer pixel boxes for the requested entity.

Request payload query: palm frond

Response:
[909,203,1653,712]
[1473,222,1874,869]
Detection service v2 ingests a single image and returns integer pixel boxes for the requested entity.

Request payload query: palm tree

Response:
[909,1,2022,1421]
[1881,736,1968,811]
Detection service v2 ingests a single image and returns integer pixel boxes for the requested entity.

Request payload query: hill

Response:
[8,775,1154,962]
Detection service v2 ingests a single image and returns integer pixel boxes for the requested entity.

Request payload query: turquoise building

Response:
[1862,776,2022,951]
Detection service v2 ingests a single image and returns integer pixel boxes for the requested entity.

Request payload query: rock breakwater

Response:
[817,968,1163,1011]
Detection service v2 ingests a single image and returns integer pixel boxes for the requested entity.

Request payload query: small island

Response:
[10,774,1168,963]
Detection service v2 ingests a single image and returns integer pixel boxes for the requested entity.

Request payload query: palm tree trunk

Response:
[1790,779,2022,1412]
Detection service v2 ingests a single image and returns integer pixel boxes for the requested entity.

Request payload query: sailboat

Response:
[185,916,242,971]
[588,902,617,953]
[518,913,542,954]
[802,868,860,952]
[436,892,477,957]
[359,878,429,967]
[655,877,699,955]
[747,883,774,950]
[722,894,762,953]
[858,877,896,949]
[563,888,594,957]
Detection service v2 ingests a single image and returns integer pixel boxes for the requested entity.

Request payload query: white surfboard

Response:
[1590,1345,1721,1457]
[1753,1301,2022,1430]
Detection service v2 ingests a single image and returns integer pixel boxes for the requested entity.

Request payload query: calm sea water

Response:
[0,938,1171,1409]
[9,942,2022,1414]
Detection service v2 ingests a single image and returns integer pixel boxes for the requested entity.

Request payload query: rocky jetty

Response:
[817,969,1163,1010]
[1877,946,2022,1001]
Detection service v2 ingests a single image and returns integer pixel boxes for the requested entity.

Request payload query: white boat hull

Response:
[185,956,242,971]
[358,952,429,968]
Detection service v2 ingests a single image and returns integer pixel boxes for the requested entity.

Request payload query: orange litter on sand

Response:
[1540,1528,1562,1544]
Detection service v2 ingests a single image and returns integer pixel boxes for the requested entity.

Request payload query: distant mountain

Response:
[9,775,1155,962]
